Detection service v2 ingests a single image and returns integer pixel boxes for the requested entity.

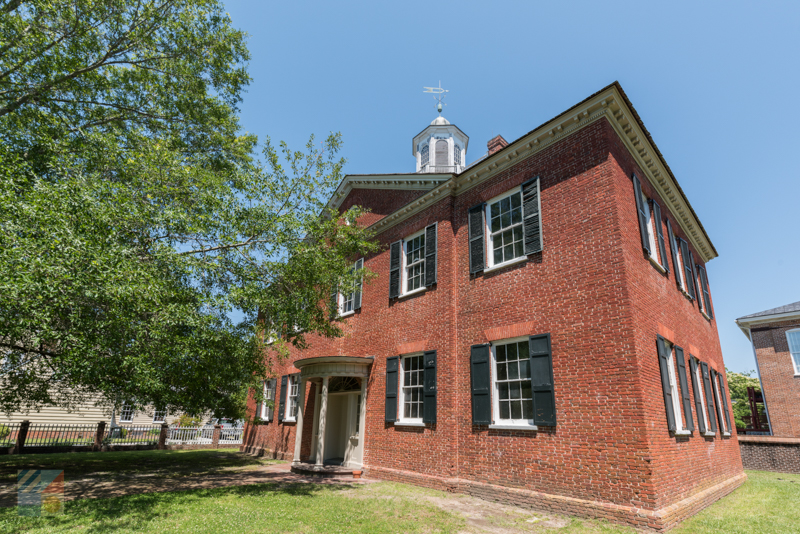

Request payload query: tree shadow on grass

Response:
[0,482,355,533]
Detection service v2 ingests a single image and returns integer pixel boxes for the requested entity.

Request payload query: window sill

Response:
[722,431,731,437]
[484,255,528,274]
[672,429,691,436]
[283,418,296,424]
[339,310,355,318]
[648,256,667,274]
[701,311,712,321]
[398,287,426,300]
[394,421,426,427]
[702,431,716,437]
[488,424,538,431]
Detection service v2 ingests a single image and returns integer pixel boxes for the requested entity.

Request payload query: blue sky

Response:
[223,0,800,374]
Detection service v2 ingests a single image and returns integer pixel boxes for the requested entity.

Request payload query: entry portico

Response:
[291,356,372,469]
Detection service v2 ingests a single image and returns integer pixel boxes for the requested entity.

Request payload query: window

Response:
[486,189,524,268]
[286,375,299,421]
[152,409,167,424]
[641,194,658,260]
[120,403,134,423]
[435,139,448,167]
[399,354,423,422]
[402,231,426,294]
[454,145,462,167]
[336,259,363,315]
[693,361,711,433]
[420,144,429,167]
[492,338,534,425]
[788,330,800,375]
[713,375,730,435]
[262,380,275,420]
[663,341,687,433]
[673,230,687,291]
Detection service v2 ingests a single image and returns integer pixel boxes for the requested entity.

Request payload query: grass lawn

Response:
[0,449,798,533]
[0,449,282,484]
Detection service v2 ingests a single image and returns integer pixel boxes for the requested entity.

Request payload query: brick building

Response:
[241,82,744,530]
[736,301,800,437]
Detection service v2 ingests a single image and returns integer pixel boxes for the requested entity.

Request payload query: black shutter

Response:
[278,375,288,423]
[689,252,700,307]
[701,362,717,433]
[680,240,696,299]
[385,356,398,422]
[529,334,556,426]
[699,266,713,318]
[651,200,668,273]
[330,288,339,318]
[354,258,363,310]
[667,219,682,289]
[632,174,651,255]
[717,371,732,433]
[675,346,694,431]
[656,335,677,432]
[389,241,401,299]
[522,177,543,255]
[689,356,707,433]
[468,204,485,274]
[422,350,437,424]
[424,224,437,287]
[470,344,492,425]
[255,382,263,422]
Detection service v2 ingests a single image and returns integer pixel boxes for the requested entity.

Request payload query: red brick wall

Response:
[605,124,743,510]
[751,319,800,437]
[338,188,431,227]
[242,117,744,529]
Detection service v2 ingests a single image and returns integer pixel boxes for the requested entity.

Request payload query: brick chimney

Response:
[487,135,508,156]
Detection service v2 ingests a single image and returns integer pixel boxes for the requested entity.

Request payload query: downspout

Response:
[746,326,773,436]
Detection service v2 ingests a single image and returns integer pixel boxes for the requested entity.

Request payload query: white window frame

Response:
[786,329,800,376]
[400,229,426,297]
[398,353,424,424]
[664,341,688,434]
[490,336,536,429]
[454,144,462,167]
[120,403,135,423]
[337,260,362,316]
[262,380,274,421]
[694,362,713,436]
[713,374,730,436]
[152,409,167,424]
[484,188,526,270]
[285,375,299,422]
[420,144,429,167]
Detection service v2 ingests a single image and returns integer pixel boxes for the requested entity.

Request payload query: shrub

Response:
[0,424,9,440]
[177,414,203,427]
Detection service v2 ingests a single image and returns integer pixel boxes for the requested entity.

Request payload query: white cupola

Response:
[412,115,469,174]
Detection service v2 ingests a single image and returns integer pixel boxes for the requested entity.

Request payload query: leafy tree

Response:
[0,0,376,419]
[725,368,762,429]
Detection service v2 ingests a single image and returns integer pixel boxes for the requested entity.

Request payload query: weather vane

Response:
[423,81,448,115]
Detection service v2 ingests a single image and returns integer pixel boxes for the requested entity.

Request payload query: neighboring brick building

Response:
[736,301,800,437]
[241,82,744,531]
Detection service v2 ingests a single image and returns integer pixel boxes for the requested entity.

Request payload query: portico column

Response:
[315,376,329,467]
[292,377,306,465]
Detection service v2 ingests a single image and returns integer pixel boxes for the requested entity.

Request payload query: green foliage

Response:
[0,0,377,421]
[726,368,761,429]
[176,414,203,428]
[0,424,9,440]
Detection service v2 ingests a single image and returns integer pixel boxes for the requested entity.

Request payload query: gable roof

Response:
[329,81,718,263]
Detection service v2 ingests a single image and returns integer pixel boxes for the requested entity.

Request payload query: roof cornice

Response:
[736,310,800,336]
[357,83,718,262]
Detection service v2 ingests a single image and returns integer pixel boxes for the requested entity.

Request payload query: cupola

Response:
[412,115,469,174]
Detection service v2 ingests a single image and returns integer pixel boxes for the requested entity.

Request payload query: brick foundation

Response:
[365,465,745,532]
[738,436,800,473]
